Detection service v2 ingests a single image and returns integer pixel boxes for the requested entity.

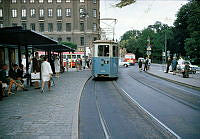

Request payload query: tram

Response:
[92,40,119,78]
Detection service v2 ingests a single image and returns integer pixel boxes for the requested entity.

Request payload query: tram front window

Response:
[98,45,109,57]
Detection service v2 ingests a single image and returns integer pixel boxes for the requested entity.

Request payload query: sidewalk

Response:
[147,64,200,89]
[0,70,91,139]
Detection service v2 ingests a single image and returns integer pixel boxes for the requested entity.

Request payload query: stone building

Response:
[0,0,100,52]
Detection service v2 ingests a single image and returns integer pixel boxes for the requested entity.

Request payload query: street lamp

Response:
[80,9,89,69]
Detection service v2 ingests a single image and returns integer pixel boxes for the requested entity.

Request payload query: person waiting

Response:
[8,64,28,92]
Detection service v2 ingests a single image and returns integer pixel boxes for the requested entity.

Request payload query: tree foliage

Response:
[116,0,136,8]
[60,41,77,50]
[119,0,200,64]
[174,0,200,64]
[120,22,172,63]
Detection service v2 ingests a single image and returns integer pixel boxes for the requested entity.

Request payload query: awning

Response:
[0,26,57,46]
[31,44,75,52]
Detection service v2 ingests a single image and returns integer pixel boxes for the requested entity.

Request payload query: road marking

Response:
[120,87,181,139]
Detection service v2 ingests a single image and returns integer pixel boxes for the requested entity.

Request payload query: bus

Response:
[124,53,136,65]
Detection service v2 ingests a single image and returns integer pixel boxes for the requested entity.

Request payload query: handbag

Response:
[31,72,40,82]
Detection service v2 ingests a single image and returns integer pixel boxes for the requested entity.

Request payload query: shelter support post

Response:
[18,45,22,65]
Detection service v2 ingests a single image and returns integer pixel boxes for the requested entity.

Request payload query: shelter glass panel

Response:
[98,45,109,57]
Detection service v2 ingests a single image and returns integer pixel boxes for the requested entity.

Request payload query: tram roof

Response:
[93,40,118,44]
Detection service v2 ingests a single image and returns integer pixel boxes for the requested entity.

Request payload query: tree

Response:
[174,1,200,64]
[60,41,77,50]
[116,0,136,8]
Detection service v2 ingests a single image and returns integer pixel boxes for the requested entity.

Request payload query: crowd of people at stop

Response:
[138,57,151,72]
[0,52,62,101]
[0,52,92,101]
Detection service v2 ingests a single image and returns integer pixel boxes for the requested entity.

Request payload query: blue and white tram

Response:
[92,40,119,78]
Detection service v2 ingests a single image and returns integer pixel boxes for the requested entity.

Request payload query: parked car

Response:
[177,59,198,74]
[119,58,130,67]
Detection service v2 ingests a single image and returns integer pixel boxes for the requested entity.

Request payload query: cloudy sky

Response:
[100,0,188,40]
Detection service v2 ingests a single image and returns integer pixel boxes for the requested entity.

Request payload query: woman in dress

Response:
[41,57,53,93]
[54,56,60,78]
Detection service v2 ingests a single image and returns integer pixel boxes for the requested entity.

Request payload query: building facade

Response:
[0,0,100,52]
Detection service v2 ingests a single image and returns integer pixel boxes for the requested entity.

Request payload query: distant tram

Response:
[92,40,119,78]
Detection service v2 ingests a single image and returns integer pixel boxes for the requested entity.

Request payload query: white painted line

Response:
[120,88,181,139]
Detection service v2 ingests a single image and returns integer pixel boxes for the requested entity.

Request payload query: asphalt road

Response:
[117,66,200,139]
[79,66,200,139]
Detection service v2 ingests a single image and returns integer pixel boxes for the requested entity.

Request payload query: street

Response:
[79,66,200,139]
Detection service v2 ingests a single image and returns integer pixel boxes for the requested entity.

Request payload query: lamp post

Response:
[80,9,89,69]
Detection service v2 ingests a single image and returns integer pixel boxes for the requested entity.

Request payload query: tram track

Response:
[79,77,178,139]
[127,72,200,111]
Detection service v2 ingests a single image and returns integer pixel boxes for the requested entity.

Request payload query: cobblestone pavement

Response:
[147,64,200,88]
[0,70,91,139]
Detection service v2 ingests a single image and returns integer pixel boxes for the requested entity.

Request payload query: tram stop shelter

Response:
[0,26,74,84]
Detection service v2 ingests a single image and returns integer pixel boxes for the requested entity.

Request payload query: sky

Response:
[100,0,188,40]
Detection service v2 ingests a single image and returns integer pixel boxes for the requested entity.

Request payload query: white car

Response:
[119,58,130,67]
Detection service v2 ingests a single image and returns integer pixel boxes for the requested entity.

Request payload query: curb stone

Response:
[146,71,200,91]
[71,74,92,139]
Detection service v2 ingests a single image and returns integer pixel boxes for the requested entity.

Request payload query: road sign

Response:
[147,46,152,51]
[147,51,151,56]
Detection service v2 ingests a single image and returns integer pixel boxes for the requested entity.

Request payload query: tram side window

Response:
[113,46,118,57]
[77,55,81,59]
[98,45,109,57]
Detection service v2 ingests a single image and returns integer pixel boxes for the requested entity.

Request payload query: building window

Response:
[39,0,43,3]
[22,0,26,3]
[80,37,84,46]
[93,9,97,18]
[80,0,84,3]
[66,8,71,17]
[48,0,52,3]
[57,8,62,17]
[94,37,97,41]
[57,0,61,3]
[66,23,71,32]
[66,0,70,2]
[66,37,71,42]
[12,9,17,18]
[39,23,44,32]
[48,9,53,17]
[0,9,2,17]
[22,23,27,29]
[30,23,35,31]
[48,23,53,32]
[39,9,44,17]
[12,0,17,3]
[57,23,62,32]
[93,0,96,4]
[80,22,84,32]
[22,9,27,17]
[30,9,35,17]
[12,23,17,27]
[30,0,34,3]
[57,37,62,42]
[93,23,97,32]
